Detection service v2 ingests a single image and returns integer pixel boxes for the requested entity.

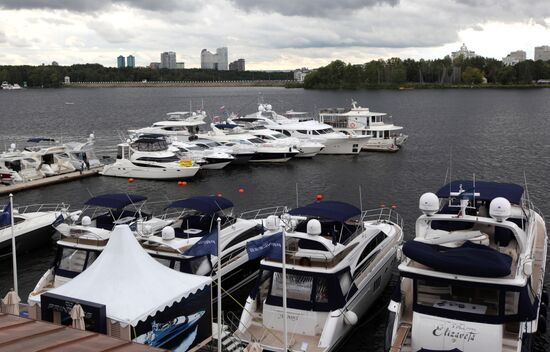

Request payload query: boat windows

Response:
[358,232,387,264]
[339,270,353,297]
[315,277,329,303]
[297,238,329,251]
[225,226,262,250]
[248,138,265,144]
[271,272,313,301]
[296,130,308,135]
[131,139,168,152]
[57,248,99,276]
[135,156,180,163]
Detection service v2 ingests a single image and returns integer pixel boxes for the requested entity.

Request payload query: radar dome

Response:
[265,215,280,231]
[258,105,265,112]
[489,197,511,222]
[9,143,16,150]
[307,219,321,236]
[266,104,272,111]
[81,216,92,226]
[419,192,439,216]
[162,226,175,240]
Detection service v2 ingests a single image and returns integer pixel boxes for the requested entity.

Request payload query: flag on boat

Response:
[0,202,11,226]
[52,214,65,228]
[246,232,283,261]
[183,229,218,257]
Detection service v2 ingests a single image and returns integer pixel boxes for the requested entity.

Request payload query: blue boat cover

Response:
[436,180,523,204]
[166,196,234,214]
[214,123,239,129]
[289,201,361,222]
[403,241,512,277]
[85,193,147,209]
[27,137,56,143]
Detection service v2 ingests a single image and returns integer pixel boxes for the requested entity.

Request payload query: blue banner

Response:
[246,232,283,261]
[0,202,11,226]
[184,229,218,257]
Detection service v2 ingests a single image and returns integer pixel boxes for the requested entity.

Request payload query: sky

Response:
[0,0,549,70]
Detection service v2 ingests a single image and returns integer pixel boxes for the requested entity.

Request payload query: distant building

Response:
[51,61,59,66]
[149,62,160,69]
[293,68,310,82]
[502,50,526,66]
[160,51,177,69]
[64,76,70,84]
[451,43,478,60]
[534,45,550,61]
[117,55,125,68]
[127,55,135,68]
[201,47,229,70]
[229,59,245,71]
[176,62,185,69]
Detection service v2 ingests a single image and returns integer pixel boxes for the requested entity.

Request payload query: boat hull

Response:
[318,138,364,155]
[0,222,56,258]
[100,160,200,179]
[249,152,297,163]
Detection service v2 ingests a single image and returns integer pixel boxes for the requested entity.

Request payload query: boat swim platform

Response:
[0,313,167,352]
[0,167,101,196]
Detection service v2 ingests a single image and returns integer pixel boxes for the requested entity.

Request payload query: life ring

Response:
[178,160,193,167]
[349,122,357,128]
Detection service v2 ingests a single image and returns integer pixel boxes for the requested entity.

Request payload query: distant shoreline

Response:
[300,83,550,90]
[63,80,292,88]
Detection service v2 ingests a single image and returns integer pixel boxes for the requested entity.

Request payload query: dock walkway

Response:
[0,168,101,196]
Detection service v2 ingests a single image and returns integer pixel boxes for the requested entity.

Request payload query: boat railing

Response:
[341,208,403,245]
[239,206,288,220]
[14,203,69,214]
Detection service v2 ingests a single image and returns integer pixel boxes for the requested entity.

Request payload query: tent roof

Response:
[289,201,361,222]
[47,225,211,326]
[84,194,147,209]
[166,196,233,214]
[436,180,524,204]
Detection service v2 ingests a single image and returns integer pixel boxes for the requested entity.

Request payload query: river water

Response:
[1,87,550,351]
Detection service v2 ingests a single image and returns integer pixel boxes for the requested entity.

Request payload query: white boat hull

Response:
[100,160,200,179]
[318,138,364,155]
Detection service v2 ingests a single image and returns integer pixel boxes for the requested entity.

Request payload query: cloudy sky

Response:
[0,0,549,69]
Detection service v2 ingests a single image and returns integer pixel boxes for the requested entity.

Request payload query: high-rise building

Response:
[201,47,229,70]
[534,46,550,61]
[451,43,477,60]
[127,55,135,68]
[229,59,245,71]
[160,51,177,69]
[502,50,526,66]
[176,62,185,69]
[117,55,125,68]
[149,62,160,69]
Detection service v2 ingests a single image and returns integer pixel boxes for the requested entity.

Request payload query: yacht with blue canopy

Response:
[385,180,548,352]
[236,200,404,352]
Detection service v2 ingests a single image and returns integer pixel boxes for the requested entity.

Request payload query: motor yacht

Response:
[192,138,255,165]
[171,140,234,170]
[0,149,44,184]
[0,203,67,258]
[22,138,77,176]
[128,111,207,139]
[63,133,102,170]
[198,124,299,163]
[385,180,547,352]
[236,201,404,352]
[319,100,408,152]
[100,136,200,179]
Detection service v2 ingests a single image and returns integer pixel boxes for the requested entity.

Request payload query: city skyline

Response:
[0,1,549,70]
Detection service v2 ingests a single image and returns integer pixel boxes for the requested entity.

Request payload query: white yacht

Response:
[385,180,547,352]
[198,124,299,163]
[236,201,404,352]
[319,100,407,152]
[63,133,102,170]
[171,140,234,170]
[100,136,200,179]
[0,203,66,258]
[28,195,282,305]
[22,138,77,176]
[0,150,44,184]
[228,117,325,158]
[128,111,207,139]
[193,138,256,165]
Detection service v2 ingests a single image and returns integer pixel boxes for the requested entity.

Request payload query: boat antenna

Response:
[523,171,531,212]
[448,147,453,206]
[295,183,299,208]
[473,173,476,206]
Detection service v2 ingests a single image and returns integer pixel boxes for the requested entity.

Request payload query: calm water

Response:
[1,87,550,351]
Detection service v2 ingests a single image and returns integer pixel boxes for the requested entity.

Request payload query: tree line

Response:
[0,64,293,88]
[303,56,550,89]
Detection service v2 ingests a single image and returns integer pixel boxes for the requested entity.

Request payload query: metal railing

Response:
[14,203,69,214]
[239,206,288,220]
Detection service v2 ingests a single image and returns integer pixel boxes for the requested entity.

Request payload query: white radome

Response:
[489,197,511,222]
[419,192,439,216]
[161,226,175,240]
[307,219,322,236]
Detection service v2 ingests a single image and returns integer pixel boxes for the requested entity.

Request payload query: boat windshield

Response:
[248,138,265,144]
[55,247,100,277]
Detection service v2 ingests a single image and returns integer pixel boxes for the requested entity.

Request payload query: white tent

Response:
[46,225,211,326]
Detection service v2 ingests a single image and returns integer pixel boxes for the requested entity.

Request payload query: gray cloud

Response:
[0,0,198,12]
[87,20,135,43]
[0,31,6,43]
[229,0,399,17]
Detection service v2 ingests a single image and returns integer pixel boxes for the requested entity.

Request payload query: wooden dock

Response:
[0,168,101,196]
[0,313,166,352]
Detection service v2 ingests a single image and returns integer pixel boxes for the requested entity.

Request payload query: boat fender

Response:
[349,122,357,128]
[343,310,358,325]
[538,316,547,334]
[523,260,533,276]
[162,226,175,240]
[396,245,403,261]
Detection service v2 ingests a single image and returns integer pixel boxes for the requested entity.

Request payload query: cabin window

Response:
[416,279,499,316]
[271,272,313,301]
[339,271,353,297]
[135,156,179,163]
[225,227,261,250]
[296,130,308,135]
[116,146,124,159]
[505,291,520,315]
[58,248,88,273]
[298,239,329,251]
[281,130,291,136]
[358,232,387,264]
[315,278,329,303]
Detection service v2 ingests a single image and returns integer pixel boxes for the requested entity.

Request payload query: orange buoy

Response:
[238,188,245,193]
[128,178,135,183]
[316,194,323,202]
[391,204,398,209]
[182,181,188,185]
[380,204,386,208]
[217,193,223,197]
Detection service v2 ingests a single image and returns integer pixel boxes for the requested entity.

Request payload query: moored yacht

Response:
[128,111,207,139]
[319,100,407,152]
[236,201,404,352]
[100,136,200,179]
[385,180,547,352]
[171,140,235,170]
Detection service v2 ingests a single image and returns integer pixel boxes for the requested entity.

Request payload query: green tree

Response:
[462,67,484,84]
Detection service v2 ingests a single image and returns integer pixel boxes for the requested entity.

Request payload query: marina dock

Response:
[0,168,101,196]
[0,313,166,351]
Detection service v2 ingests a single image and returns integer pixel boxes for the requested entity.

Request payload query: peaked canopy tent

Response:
[436,180,524,204]
[166,196,234,215]
[35,225,212,349]
[84,193,147,209]
[289,201,361,223]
